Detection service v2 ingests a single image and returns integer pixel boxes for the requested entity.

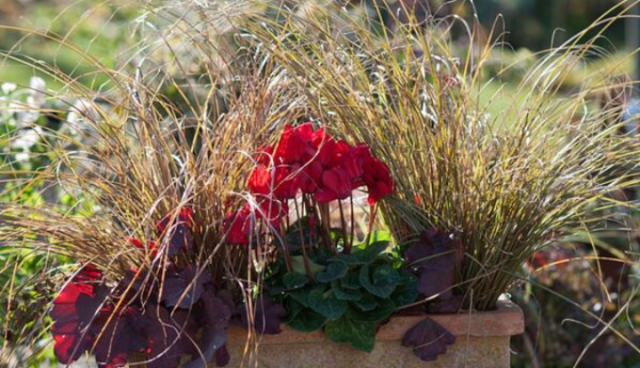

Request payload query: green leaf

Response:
[341,272,362,290]
[331,280,363,301]
[283,298,305,323]
[287,308,327,332]
[324,316,376,352]
[372,264,400,284]
[353,241,390,264]
[359,264,400,298]
[316,262,348,283]
[391,270,419,307]
[286,216,320,251]
[268,285,286,297]
[282,272,309,290]
[347,298,396,322]
[289,290,310,307]
[354,294,378,312]
[291,255,325,274]
[308,289,347,320]
[328,254,361,265]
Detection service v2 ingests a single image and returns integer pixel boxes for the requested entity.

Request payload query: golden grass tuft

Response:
[242,0,640,310]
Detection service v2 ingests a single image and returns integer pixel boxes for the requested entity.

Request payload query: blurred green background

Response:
[0,0,636,84]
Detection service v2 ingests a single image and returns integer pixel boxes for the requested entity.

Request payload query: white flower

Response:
[67,99,98,124]
[15,97,41,126]
[1,83,17,95]
[29,76,46,107]
[14,152,30,163]
[6,101,21,117]
[11,126,43,151]
[64,99,100,147]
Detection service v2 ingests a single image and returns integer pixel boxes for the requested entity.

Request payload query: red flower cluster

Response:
[250,123,393,204]
[225,123,393,245]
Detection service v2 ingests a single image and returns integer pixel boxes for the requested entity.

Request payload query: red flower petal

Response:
[224,206,252,245]
[249,166,272,195]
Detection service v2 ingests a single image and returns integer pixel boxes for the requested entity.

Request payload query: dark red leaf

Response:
[401,317,455,362]
[425,295,463,314]
[161,266,211,308]
[93,307,146,368]
[182,290,231,368]
[50,265,109,364]
[215,344,230,367]
[157,208,195,255]
[145,306,198,368]
[405,230,464,300]
[241,296,286,335]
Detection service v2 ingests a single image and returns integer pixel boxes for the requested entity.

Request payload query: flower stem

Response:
[339,199,349,254]
[295,199,314,281]
[349,196,355,252]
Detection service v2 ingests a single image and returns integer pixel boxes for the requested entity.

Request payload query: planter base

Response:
[224,300,524,368]
[226,336,509,368]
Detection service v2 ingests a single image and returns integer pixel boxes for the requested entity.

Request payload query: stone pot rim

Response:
[228,300,524,346]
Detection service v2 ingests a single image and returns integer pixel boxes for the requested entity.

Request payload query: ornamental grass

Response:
[244,0,640,311]
[0,14,307,365]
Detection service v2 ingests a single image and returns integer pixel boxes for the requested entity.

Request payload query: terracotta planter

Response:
[223,300,524,368]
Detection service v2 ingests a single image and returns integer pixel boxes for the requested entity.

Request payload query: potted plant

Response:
[10,107,520,368]
[3,2,637,368]
[220,124,525,368]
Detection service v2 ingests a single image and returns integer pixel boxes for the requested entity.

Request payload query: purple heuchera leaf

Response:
[157,208,195,256]
[91,307,147,368]
[50,265,109,364]
[401,317,456,362]
[51,263,233,368]
[215,344,230,367]
[425,295,464,314]
[166,223,194,256]
[241,295,287,335]
[183,289,231,368]
[145,306,199,368]
[161,266,211,308]
[405,229,463,300]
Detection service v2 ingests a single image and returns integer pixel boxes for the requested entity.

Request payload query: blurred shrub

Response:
[512,232,640,368]
[471,0,626,52]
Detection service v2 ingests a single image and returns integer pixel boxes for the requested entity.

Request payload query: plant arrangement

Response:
[0,17,471,363]
[30,120,468,368]
[228,121,470,361]
[3,1,640,368]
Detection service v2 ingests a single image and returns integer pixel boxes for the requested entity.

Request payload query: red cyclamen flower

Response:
[354,144,394,205]
[247,123,394,221]
[224,205,252,246]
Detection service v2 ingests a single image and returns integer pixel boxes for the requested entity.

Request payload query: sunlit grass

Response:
[243,0,640,311]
